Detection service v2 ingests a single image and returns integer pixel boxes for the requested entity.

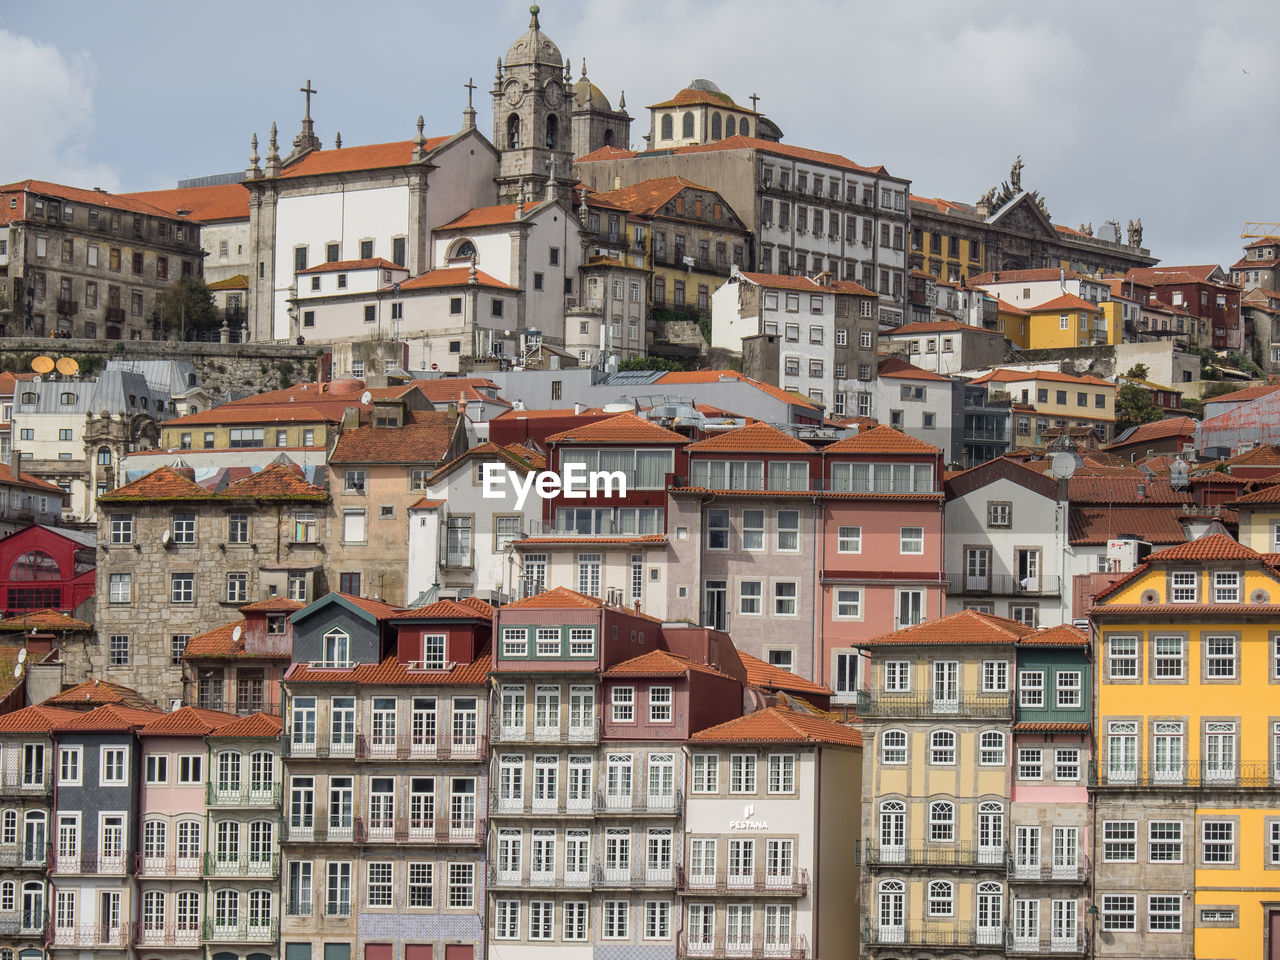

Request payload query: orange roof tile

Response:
[0,704,81,733]
[1146,533,1257,562]
[183,620,251,659]
[53,704,168,732]
[602,649,730,679]
[864,609,1036,646]
[1104,417,1196,449]
[47,679,161,711]
[655,370,822,409]
[210,712,283,739]
[1020,624,1089,647]
[585,176,736,219]
[409,497,446,509]
[393,598,495,621]
[1026,293,1103,313]
[0,463,66,495]
[286,650,491,686]
[427,441,539,485]
[220,462,327,501]
[207,274,249,291]
[138,706,239,737]
[0,179,187,219]
[399,267,518,292]
[877,356,951,382]
[1068,506,1188,546]
[277,137,451,178]
[545,412,687,445]
[502,586,607,610]
[823,424,941,456]
[239,597,306,614]
[1067,475,1191,504]
[1205,383,1280,405]
[297,257,403,275]
[684,421,814,454]
[331,592,406,620]
[737,271,876,297]
[575,145,637,163]
[120,183,249,222]
[0,608,92,632]
[646,87,757,112]
[737,652,833,697]
[438,204,524,229]
[887,318,1002,336]
[994,298,1028,316]
[690,706,861,747]
[970,268,1089,285]
[969,368,1113,388]
[668,135,890,177]
[329,409,460,464]
[162,404,339,427]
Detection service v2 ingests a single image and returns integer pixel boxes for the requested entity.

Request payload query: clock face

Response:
[504,79,523,107]
[543,80,563,107]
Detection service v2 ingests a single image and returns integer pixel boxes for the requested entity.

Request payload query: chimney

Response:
[9,447,21,479]
[448,402,459,419]
[341,407,360,430]
[458,391,468,419]
[1136,482,1147,500]
[574,402,584,415]
[634,600,641,615]
[614,176,622,190]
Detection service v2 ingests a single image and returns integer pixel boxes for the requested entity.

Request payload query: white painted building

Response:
[970,267,1111,308]
[874,357,956,461]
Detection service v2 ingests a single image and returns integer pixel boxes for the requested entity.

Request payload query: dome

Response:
[688,78,724,94]
[571,78,612,112]
[504,5,564,68]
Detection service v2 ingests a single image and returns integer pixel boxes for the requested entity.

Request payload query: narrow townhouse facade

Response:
[968,371,1116,445]
[95,463,330,707]
[1090,534,1280,959]
[183,598,303,716]
[133,707,238,959]
[0,704,78,960]
[684,707,862,960]
[874,358,956,465]
[280,592,491,960]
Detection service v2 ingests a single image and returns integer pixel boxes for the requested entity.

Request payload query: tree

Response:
[1122,363,1149,381]
[1114,382,1163,433]
[153,276,219,340]
[616,355,688,373]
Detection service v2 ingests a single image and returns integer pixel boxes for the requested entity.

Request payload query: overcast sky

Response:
[2,0,1275,266]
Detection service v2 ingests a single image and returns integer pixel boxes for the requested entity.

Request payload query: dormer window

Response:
[1169,570,1197,603]
[266,615,287,635]
[1212,571,1240,603]
[320,629,351,668]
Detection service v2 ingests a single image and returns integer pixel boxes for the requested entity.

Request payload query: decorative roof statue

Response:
[1010,155,1024,193]
[1127,218,1143,248]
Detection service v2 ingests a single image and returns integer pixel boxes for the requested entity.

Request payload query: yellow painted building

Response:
[1004,294,1110,350]
[159,407,335,451]
[1228,484,1280,552]
[1092,533,1280,958]
[969,369,1116,443]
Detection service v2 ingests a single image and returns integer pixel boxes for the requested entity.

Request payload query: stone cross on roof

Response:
[300,79,317,121]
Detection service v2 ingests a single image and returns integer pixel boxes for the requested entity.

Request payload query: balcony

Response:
[203,852,280,878]
[354,733,485,761]
[856,842,1005,869]
[678,933,809,959]
[105,306,126,323]
[592,863,677,888]
[0,910,45,937]
[1090,761,1273,789]
[136,853,202,878]
[1006,926,1089,955]
[677,866,809,897]
[187,695,281,716]
[947,574,1060,597]
[860,921,995,948]
[207,782,282,807]
[442,547,475,570]
[202,918,279,943]
[595,790,681,816]
[1006,854,1090,883]
[855,690,1013,719]
[488,864,593,890]
[490,717,600,745]
[0,841,48,869]
[51,923,130,948]
[133,923,202,948]
[0,773,52,799]
[56,298,78,315]
[284,816,482,845]
[49,852,129,875]
[490,794,595,817]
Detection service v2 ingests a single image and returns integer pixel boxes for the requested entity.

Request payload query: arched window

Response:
[249,820,274,866]
[96,447,111,466]
[189,405,198,414]
[710,113,722,141]
[507,114,521,150]
[23,810,45,859]
[20,881,43,928]
[250,751,275,793]
[928,880,954,917]
[976,881,1003,935]
[661,114,673,140]
[739,117,750,136]
[214,888,239,928]
[545,114,558,148]
[681,112,694,139]
[247,889,273,931]
[142,889,165,931]
[929,800,955,841]
[323,629,351,666]
[9,550,59,581]
[930,729,956,765]
[881,729,907,764]
[877,879,904,929]
[59,392,75,405]
[20,392,35,404]
[603,129,615,146]
[979,730,1006,764]
[878,800,905,854]
[187,373,197,387]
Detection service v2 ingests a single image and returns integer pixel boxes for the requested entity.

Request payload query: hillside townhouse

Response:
[875,358,956,464]
[956,380,1014,470]
[183,597,303,715]
[880,319,1006,378]
[94,463,330,706]
[970,269,1112,312]
[1123,265,1241,352]
[968,370,1115,445]
[0,463,64,540]
[1228,482,1280,553]
[944,458,1070,627]
[710,270,879,414]
[1001,295,1113,351]
[1089,534,1280,958]
[280,592,491,960]
[1229,236,1280,292]
[123,181,251,294]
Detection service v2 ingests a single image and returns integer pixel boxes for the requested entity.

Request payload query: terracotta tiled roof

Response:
[603,649,730,679]
[161,404,339,427]
[1026,293,1102,313]
[1067,475,1191,504]
[52,704,168,732]
[207,275,249,291]
[329,410,460,464]
[1146,533,1257,562]
[239,597,306,614]
[864,609,1036,646]
[1093,603,1280,617]
[210,712,283,739]
[502,586,605,610]
[409,498,446,509]
[331,592,406,620]
[1104,417,1196,449]
[910,195,973,215]
[517,535,669,545]
[994,298,1028,316]
[1068,507,1188,546]
[0,704,81,733]
[286,650,491,686]
[1229,483,1280,506]
[575,145,637,163]
[427,441,539,485]
[667,135,890,176]
[408,377,507,405]
[887,319,1002,336]
[0,464,66,495]
[647,87,756,112]
[684,422,813,454]
[822,424,941,456]
[138,706,239,737]
[1013,722,1090,733]
[690,706,861,747]
[47,679,161,711]
[876,356,951,382]
[1221,444,1280,467]
[655,370,822,409]
[183,620,249,659]
[1020,624,1089,647]
[971,268,1089,285]
[585,177,725,218]
[398,266,518,292]
[296,257,403,275]
[737,652,833,697]
[0,608,92,632]
[1125,264,1229,286]
[969,368,1113,387]
[737,271,876,297]
[120,183,249,222]
[0,179,186,218]
[277,137,451,178]
[1206,384,1280,406]
[220,463,327,501]
[392,598,495,621]
[545,412,687,445]
[438,204,525,229]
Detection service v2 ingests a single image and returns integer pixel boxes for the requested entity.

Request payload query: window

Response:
[101,746,128,785]
[930,730,956,765]
[837,525,861,553]
[884,661,910,692]
[768,754,795,793]
[1055,748,1080,780]
[171,573,194,603]
[929,801,954,841]
[692,754,718,793]
[928,881,953,917]
[1206,635,1237,678]
[1102,895,1136,931]
[108,634,130,666]
[1202,820,1235,863]
[1149,821,1182,862]
[1108,636,1138,679]
[1153,636,1184,679]
[741,510,764,550]
[407,862,433,907]
[226,572,248,603]
[899,527,923,554]
[1170,570,1197,602]
[730,754,756,793]
[707,509,729,550]
[366,862,393,907]
[447,862,474,908]
[1055,670,1081,707]
[982,660,1009,692]
[145,754,168,784]
[1103,821,1137,861]
[882,730,907,764]
[342,509,366,543]
[110,513,133,544]
[987,501,1011,527]
[834,588,862,619]
[980,731,1006,765]
[108,573,131,603]
[649,686,672,723]
[60,747,81,785]
[1149,895,1181,932]
[773,581,797,616]
[612,687,634,723]
[603,900,629,939]
[1019,670,1044,708]
[1213,571,1240,603]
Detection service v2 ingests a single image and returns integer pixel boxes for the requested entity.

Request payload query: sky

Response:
[1,0,1276,267]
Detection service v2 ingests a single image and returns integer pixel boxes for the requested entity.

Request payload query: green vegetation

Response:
[1114,382,1164,433]
[154,276,220,339]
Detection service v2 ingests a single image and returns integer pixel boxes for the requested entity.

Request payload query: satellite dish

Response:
[31,356,55,375]
[232,625,243,643]
[12,663,23,680]
[55,357,79,377]
[360,391,372,405]
[1169,459,1190,490]
[161,529,172,546]
[1051,453,1077,480]
[17,648,27,664]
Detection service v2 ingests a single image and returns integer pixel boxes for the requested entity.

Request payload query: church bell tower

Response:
[493,5,575,203]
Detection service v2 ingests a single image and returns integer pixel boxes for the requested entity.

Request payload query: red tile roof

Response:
[655,370,822,409]
[575,145,638,163]
[392,598,495,621]
[969,368,1113,387]
[52,704,169,732]
[47,679,161,711]
[296,257,403,275]
[994,298,1028,316]
[286,650,491,686]
[409,497,446,510]
[0,179,185,219]
[690,706,861,747]
[138,706,239,737]
[1027,293,1103,313]
[333,592,406,620]
[737,652,833,697]
[399,267,518,292]
[209,712,283,739]
[277,137,451,178]
[864,609,1035,646]
[408,377,507,405]
[737,271,876,298]
[887,319,1002,336]
[1146,533,1257,562]
[876,356,952,382]
[0,463,65,495]
[970,268,1089,285]
[585,177,725,218]
[427,441,540,485]
[647,87,757,112]
[0,704,81,733]
[1068,506,1189,546]
[240,597,306,614]
[1067,475,1191,504]
[1205,383,1280,405]
[162,404,339,427]
[0,608,92,632]
[329,409,460,464]
[183,620,250,659]
[674,135,890,176]
[120,183,249,222]
[823,424,941,456]
[602,649,730,679]
[684,421,814,454]
[502,586,606,610]
[220,462,327,501]
[1020,624,1089,647]
[438,204,524,229]
[545,412,687,445]
[1104,417,1196,449]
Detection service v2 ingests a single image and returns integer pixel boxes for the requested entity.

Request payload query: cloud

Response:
[0,29,118,190]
